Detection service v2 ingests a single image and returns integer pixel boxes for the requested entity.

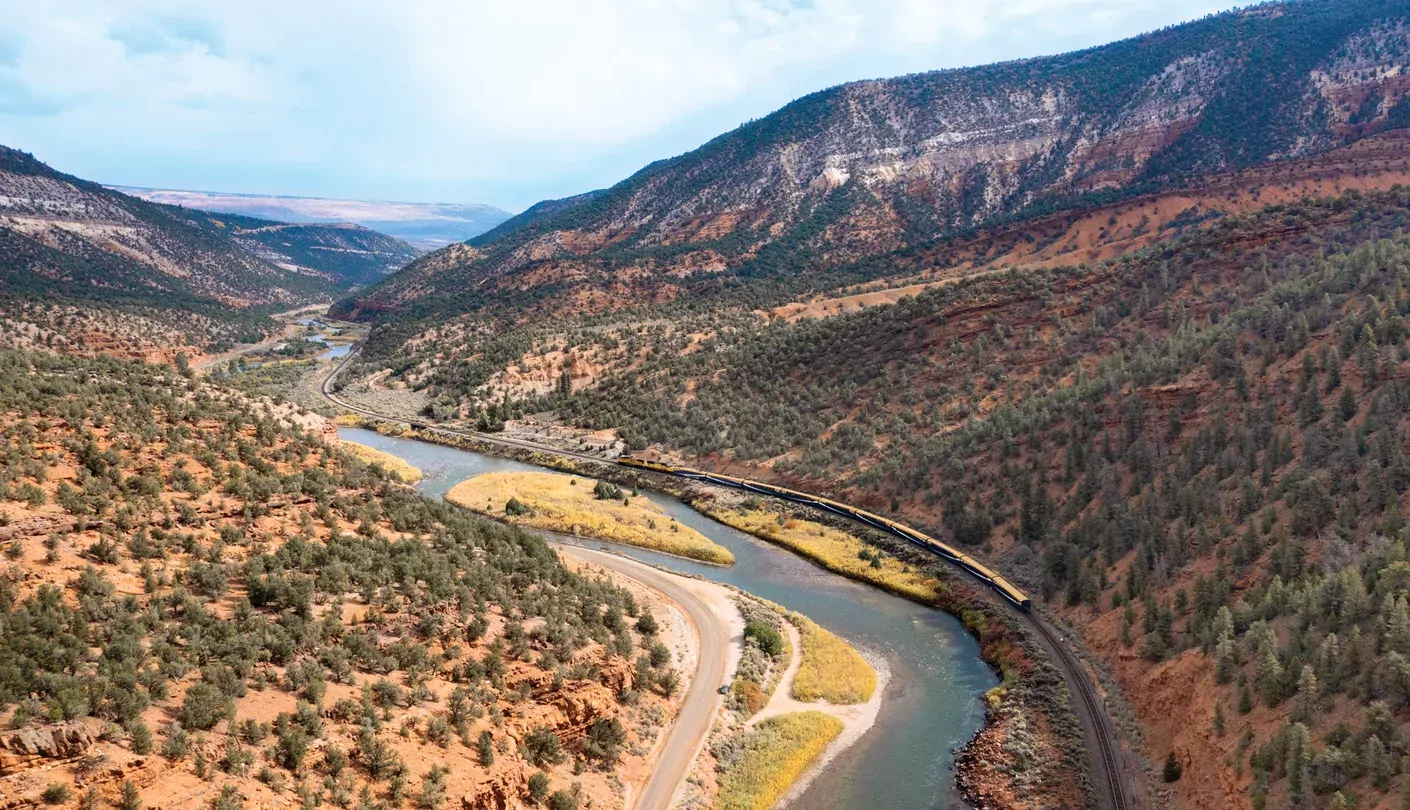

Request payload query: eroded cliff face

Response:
[339,1,1410,326]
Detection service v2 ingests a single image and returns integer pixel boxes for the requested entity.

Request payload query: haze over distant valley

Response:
[115,187,512,250]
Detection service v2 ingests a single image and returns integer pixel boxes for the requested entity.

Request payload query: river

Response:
[339,426,997,809]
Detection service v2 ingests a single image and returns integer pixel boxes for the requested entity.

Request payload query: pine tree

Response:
[1162,751,1182,782]
[1386,596,1410,656]
[1288,723,1311,808]
[477,730,494,766]
[1338,385,1357,421]
[1366,734,1389,790]
[1257,645,1284,707]
[1215,630,1239,684]
[1213,703,1226,737]
[1293,665,1317,723]
[120,782,141,810]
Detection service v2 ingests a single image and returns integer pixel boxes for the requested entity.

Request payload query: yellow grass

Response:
[714,711,842,810]
[707,508,942,602]
[342,442,422,483]
[788,613,875,704]
[446,472,734,564]
[331,413,363,426]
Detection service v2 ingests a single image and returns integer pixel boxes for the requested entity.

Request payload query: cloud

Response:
[0,0,1239,209]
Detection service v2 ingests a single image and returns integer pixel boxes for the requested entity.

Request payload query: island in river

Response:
[447,470,734,564]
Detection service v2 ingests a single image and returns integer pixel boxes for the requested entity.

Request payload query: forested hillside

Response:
[339,0,1410,328]
[0,147,417,360]
[522,187,1410,809]
[213,212,419,287]
[0,350,674,810]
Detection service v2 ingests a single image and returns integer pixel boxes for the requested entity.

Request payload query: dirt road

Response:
[554,545,734,810]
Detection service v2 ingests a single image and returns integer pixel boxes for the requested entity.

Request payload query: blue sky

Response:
[0,0,1242,213]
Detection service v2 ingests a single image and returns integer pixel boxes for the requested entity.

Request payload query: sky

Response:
[0,0,1244,213]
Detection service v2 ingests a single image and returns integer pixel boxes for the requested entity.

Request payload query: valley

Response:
[11,0,1410,808]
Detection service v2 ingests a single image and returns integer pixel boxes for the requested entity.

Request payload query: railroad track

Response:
[320,348,612,467]
[1027,615,1131,810]
[321,345,1136,810]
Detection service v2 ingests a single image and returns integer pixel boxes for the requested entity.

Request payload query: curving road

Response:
[550,544,732,810]
[320,346,1137,810]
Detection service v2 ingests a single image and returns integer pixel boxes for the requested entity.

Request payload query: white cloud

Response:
[0,0,1239,208]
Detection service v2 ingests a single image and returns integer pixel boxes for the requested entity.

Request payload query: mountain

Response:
[117,187,512,251]
[335,0,1410,324]
[314,4,1410,808]
[0,146,374,357]
[206,211,420,287]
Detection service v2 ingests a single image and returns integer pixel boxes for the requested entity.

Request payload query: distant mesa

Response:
[114,187,513,251]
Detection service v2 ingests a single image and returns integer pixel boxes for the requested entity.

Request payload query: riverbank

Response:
[325,417,1085,809]
[446,471,734,564]
[554,542,882,810]
[343,440,423,482]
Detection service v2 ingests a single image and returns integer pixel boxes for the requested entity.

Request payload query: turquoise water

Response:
[339,427,995,809]
[293,317,352,360]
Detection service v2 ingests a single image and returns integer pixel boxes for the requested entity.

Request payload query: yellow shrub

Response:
[706,508,942,602]
[715,711,842,810]
[789,614,875,704]
[342,442,422,483]
[446,472,734,564]
[331,413,363,426]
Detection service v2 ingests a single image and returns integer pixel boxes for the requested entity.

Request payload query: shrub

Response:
[42,783,71,804]
[584,718,626,763]
[179,683,229,731]
[128,721,152,754]
[789,615,875,704]
[523,727,565,767]
[715,712,842,810]
[161,724,190,760]
[119,781,141,810]
[209,785,243,810]
[527,772,550,804]
[744,621,784,658]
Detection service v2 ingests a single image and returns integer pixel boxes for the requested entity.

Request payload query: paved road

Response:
[321,345,1137,810]
[554,544,732,810]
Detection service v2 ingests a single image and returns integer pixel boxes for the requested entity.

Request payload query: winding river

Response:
[339,426,997,809]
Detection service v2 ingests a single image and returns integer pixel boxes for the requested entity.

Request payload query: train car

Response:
[618,455,679,474]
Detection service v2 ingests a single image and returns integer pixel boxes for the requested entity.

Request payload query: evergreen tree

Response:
[1293,665,1317,723]
[1257,645,1284,707]
[477,730,494,767]
[1162,751,1182,782]
[1338,385,1357,421]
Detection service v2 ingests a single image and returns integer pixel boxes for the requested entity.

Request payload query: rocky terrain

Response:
[310,3,1410,807]
[338,0,1410,329]
[0,350,686,810]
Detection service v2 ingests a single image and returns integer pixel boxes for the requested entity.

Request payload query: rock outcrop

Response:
[0,719,105,773]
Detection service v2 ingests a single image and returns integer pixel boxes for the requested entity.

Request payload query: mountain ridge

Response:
[117,186,512,251]
[335,0,1410,326]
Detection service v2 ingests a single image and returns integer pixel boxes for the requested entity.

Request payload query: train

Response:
[617,455,1031,610]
